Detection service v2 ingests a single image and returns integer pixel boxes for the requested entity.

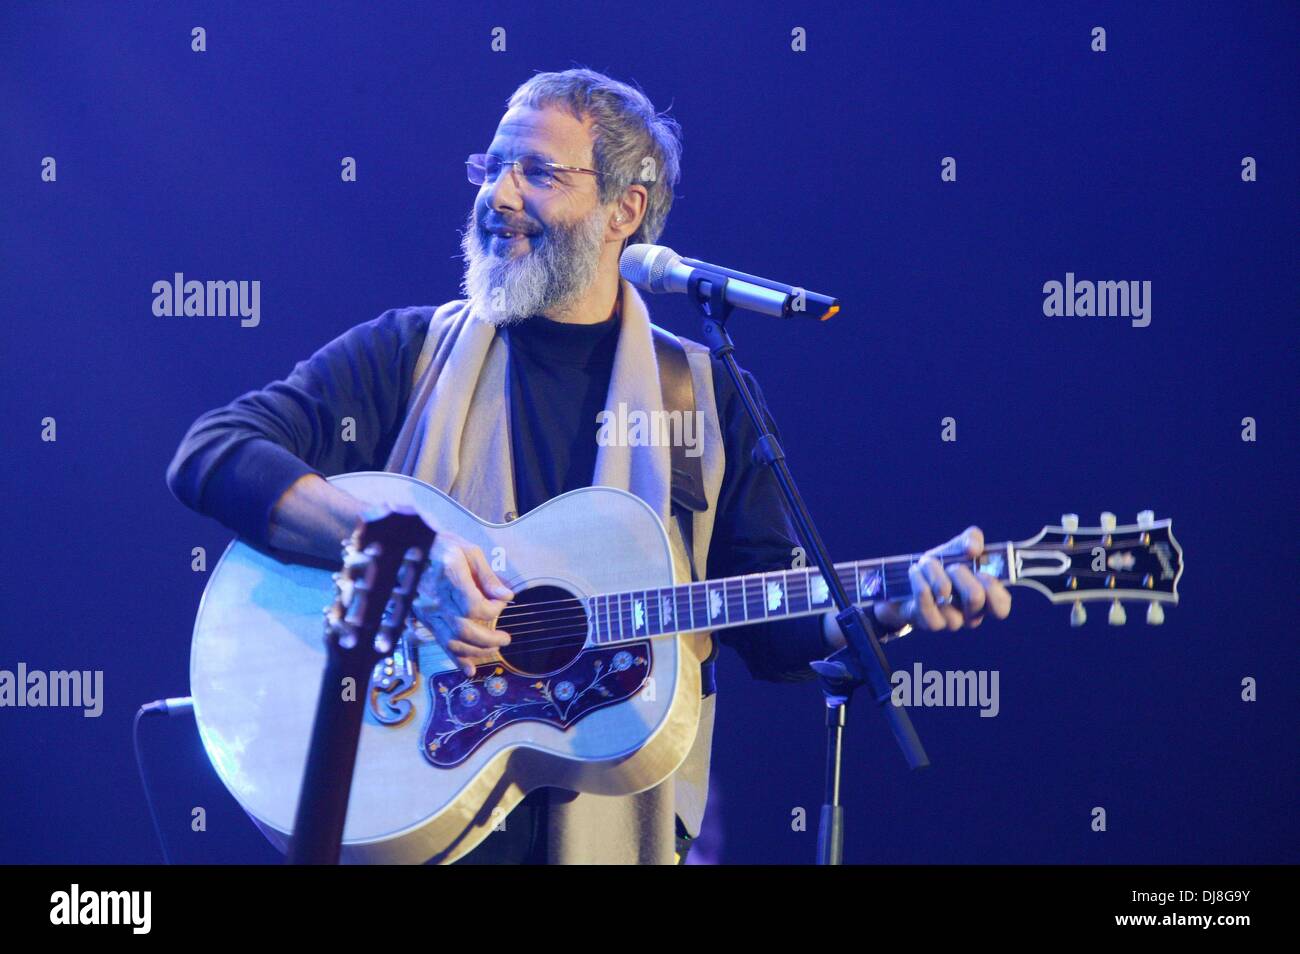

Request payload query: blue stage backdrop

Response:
[1,2,1295,864]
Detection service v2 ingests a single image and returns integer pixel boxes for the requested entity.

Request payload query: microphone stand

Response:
[685,271,929,866]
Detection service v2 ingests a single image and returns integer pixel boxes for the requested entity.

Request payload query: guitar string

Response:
[412,571,1171,661]
[442,539,1159,630]
[403,566,1170,665]
[436,553,964,626]
[428,567,1163,656]
[401,541,1164,652]
[453,566,919,631]
[408,537,1159,628]
[418,575,871,653]
[430,547,1158,635]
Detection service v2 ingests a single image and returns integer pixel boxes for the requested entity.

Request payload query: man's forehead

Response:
[489,105,594,163]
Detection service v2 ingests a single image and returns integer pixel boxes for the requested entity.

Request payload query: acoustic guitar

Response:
[189,471,1183,863]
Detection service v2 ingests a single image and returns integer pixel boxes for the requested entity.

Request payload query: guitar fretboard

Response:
[587,547,1012,644]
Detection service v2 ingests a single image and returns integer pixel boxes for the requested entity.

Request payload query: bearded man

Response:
[167,67,1010,865]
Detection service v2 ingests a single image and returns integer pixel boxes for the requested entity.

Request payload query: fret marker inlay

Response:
[859,568,882,600]
[766,580,784,612]
[708,588,723,620]
[811,574,829,604]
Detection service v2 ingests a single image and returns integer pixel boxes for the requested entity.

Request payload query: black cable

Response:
[133,704,173,864]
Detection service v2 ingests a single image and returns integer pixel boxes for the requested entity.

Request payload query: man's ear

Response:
[610,184,649,240]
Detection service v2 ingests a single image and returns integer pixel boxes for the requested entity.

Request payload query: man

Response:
[166,68,1010,864]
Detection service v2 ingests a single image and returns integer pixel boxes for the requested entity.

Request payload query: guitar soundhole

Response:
[496,585,589,677]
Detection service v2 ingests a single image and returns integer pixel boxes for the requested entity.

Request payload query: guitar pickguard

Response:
[420,643,652,768]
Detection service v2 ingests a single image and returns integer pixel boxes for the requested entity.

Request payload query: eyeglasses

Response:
[466,153,603,190]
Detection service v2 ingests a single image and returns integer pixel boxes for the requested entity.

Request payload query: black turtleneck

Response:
[504,311,622,517]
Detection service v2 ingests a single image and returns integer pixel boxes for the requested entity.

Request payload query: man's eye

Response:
[519,159,555,184]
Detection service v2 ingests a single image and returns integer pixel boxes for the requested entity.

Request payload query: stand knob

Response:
[1146,602,1165,625]
[1137,510,1155,529]
[1070,601,1087,627]
[1100,512,1117,531]
[1108,600,1126,625]
[1062,514,1079,532]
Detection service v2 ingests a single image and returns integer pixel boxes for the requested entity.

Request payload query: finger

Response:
[926,526,964,560]
[921,557,962,630]
[980,573,1012,619]
[466,545,514,601]
[908,563,946,631]
[426,614,455,649]
[410,588,440,624]
[446,640,503,661]
[445,643,496,677]
[452,616,512,649]
[873,600,909,631]
[948,564,987,620]
[442,556,508,621]
[427,617,475,678]
[920,556,954,602]
[968,612,985,629]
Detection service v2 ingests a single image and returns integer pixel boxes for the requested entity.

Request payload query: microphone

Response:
[619,243,840,321]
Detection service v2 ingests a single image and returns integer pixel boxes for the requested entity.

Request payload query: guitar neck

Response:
[587,545,1014,645]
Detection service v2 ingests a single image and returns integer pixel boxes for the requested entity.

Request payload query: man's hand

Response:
[411,530,515,677]
[823,526,1011,650]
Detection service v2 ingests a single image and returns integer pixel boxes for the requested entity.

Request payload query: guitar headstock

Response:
[996,511,1183,627]
[324,509,436,661]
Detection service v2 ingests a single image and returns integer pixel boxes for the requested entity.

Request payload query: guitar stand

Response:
[686,271,930,866]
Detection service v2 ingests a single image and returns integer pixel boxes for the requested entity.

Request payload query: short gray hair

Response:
[506,68,682,246]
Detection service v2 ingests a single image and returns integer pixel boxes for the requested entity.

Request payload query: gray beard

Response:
[459,203,609,327]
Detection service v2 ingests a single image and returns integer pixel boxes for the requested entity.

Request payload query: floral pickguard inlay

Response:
[421,643,651,767]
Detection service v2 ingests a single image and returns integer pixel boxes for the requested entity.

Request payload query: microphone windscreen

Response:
[620,243,680,292]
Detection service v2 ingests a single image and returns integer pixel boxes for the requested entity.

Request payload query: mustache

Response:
[481,215,541,236]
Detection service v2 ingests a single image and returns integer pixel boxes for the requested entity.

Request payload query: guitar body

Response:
[190,472,705,865]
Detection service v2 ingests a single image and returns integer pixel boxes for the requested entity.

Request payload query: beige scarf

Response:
[385,280,673,529]
[384,278,724,864]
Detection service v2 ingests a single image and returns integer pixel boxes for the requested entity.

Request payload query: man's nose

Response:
[483,162,525,212]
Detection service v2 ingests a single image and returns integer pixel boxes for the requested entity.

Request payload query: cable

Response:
[132,696,194,865]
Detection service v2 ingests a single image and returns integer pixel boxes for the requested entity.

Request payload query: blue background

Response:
[1,1,1295,864]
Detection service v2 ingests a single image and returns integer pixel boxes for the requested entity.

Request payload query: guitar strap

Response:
[650,326,718,699]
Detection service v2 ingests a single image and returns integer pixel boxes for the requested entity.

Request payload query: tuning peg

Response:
[1108,600,1126,625]
[1062,514,1079,532]
[1070,601,1087,627]
[1100,512,1117,531]
[1146,602,1165,625]
[1137,510,1155,529]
